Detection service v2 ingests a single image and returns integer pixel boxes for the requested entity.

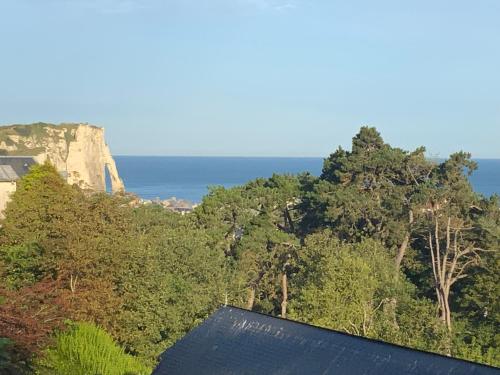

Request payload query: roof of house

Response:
[152,306,498,375]
[0,156,36,180]
[0,165,19,181]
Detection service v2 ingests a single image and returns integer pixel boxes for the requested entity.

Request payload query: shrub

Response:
[36,322,150,375]
[0,337,28,375]
[0,338,13,372]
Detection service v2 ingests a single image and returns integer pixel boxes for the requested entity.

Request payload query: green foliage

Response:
[35,322,150,375]
[113,206,226,364]
[0,126,497,369]
[0,161,81,247]
[0,338,15,374]
[0,243,43,289]
[1,162,137,324]
[289,234,389,336]
[451,203,500,367]
[289,232,448,352]
[0,336,33,375]
[452,322,500,367]
[301,127,434,261]
[196,175,302,315]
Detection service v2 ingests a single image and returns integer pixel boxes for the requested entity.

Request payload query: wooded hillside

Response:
[1,127,498,374]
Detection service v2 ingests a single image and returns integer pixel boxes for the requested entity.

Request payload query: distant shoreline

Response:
[114,155,500,160]
[112,157,500,203]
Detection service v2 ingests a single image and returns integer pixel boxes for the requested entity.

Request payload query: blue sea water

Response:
[114,156,500,203]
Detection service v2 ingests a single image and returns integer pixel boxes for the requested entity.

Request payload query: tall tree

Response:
[0,163,134,333]
[195,176,301,316]
[301,127,434,271]
[416,153,498,333]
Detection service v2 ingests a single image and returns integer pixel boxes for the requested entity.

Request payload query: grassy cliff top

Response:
[0,122,100,135]
[0,122,100,156]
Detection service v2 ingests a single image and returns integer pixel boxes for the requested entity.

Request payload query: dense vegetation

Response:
[0,127,498,373]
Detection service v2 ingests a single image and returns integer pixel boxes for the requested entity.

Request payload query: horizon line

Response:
[114,154,326,158]
[113,154,500,160]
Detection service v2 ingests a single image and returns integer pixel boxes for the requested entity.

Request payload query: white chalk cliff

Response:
[0,123,124,192]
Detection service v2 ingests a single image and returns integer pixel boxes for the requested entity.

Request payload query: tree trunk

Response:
[246,287,256,310]
[443,289,452,332]
[395,210,413,272]
[281,273,288,318]
[436,285,452,332]
[284,207,295,233]
[383,297,400,330]
[437,289,447,324]
[70,274,78,293]
[395,233,410,272]
[428,216,466,333]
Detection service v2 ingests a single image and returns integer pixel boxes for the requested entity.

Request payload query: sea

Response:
[113,157,500,203]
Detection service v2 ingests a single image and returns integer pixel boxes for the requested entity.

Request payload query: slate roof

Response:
[0,157,36,180]
[0,165,19,181]
[152,306,498,375]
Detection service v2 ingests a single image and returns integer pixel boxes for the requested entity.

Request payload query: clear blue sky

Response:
[0,0,499,157]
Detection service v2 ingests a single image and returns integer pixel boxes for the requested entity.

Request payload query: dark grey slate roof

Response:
[0,165,19,181]
[0,157,36,179]
[153,306,498,375]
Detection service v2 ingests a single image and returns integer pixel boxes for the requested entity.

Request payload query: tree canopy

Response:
[0,127,498,372]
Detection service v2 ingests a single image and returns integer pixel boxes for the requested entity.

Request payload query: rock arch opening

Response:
[104,163,112,193]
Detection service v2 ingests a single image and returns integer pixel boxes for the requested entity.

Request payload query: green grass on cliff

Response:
[0,122,96,156]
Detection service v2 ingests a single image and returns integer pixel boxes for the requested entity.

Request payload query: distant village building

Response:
[160,197,197,215]
[0,156,36,217]
[152,306,496,375]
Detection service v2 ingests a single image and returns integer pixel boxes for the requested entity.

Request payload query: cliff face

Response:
[0,123,124,192]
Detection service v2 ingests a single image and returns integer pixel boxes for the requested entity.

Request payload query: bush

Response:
[0,338,13,372]
[36,322,150,375]
[0,337,28,375]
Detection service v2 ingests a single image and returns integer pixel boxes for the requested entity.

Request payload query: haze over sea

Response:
[114,157,500,203]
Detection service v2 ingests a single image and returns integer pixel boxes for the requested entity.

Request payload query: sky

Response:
[0,0,499,157]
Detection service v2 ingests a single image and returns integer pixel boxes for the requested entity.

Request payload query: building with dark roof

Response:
[0,156,36,178]
[153,306,498,375]
[0,156,37,217]
[0,165,19,182]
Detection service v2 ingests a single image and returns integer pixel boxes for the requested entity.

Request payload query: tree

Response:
[301,127,434,272]
[290,234,387,337]
[0,163,138,332]
[195,176,302,316]
[0,162,82,249]
[235,223,298,315]
[113,206,226,364]
[195,186,254,257]
[0,279,68,367]
[415,152,496,333]
[450,196,500,366]
[289,231,447,352]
